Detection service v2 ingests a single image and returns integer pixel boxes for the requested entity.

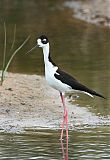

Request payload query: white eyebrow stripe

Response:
[43,39,46,41]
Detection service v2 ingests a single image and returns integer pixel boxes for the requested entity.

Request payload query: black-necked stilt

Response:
[29,35,105,140]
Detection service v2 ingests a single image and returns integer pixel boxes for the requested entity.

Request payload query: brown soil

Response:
[0,72,63,133]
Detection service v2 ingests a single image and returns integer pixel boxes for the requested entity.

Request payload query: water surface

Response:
[0,128,110,160]
[0,0,110,159]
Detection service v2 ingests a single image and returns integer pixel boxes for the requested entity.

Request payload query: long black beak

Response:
[25,45,38,54]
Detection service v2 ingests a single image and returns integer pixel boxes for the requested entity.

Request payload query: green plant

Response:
[0,23,30,85]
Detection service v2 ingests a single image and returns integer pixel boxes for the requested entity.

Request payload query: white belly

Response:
[45,70,72,93]
[44,60,72,93]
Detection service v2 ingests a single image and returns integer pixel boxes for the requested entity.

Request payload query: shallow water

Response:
[0,128,110,160]
[0,0,110,159]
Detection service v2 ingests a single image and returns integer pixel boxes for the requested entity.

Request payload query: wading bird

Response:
[28,35,105,140]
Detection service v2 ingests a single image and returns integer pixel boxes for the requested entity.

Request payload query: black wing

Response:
[54,68,105,99]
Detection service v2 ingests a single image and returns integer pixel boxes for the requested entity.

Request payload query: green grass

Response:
[1,22,7,85]
[0,23,30,85]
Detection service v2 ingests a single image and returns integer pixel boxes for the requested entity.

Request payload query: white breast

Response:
[45,62,72,93]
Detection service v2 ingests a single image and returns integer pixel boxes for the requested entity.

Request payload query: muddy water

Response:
[0,0,110,159]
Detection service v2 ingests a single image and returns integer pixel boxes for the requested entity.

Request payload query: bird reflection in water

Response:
[60,138,68,160]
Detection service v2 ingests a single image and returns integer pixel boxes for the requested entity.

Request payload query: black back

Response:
[54,68,105,99]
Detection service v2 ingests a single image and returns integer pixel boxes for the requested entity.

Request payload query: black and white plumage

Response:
[36,35,105,139]
[54,68,104,98]
[37,35,104,99]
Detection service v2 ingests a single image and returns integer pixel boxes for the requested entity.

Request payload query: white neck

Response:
[42,43,50,63]
[42,42,57,75]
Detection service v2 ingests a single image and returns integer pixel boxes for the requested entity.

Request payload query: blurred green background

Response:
[0,0,110,114]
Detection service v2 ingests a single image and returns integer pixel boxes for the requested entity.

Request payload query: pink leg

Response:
[65,109,68,140]
[60,138,68,160]
[60,92,68,140]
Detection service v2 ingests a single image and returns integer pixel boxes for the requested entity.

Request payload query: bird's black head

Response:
[26,35,49,54]
[39,35,48,44]
[37,35,49,48]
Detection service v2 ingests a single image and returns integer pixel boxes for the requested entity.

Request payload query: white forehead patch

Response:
[37,38,41,43]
